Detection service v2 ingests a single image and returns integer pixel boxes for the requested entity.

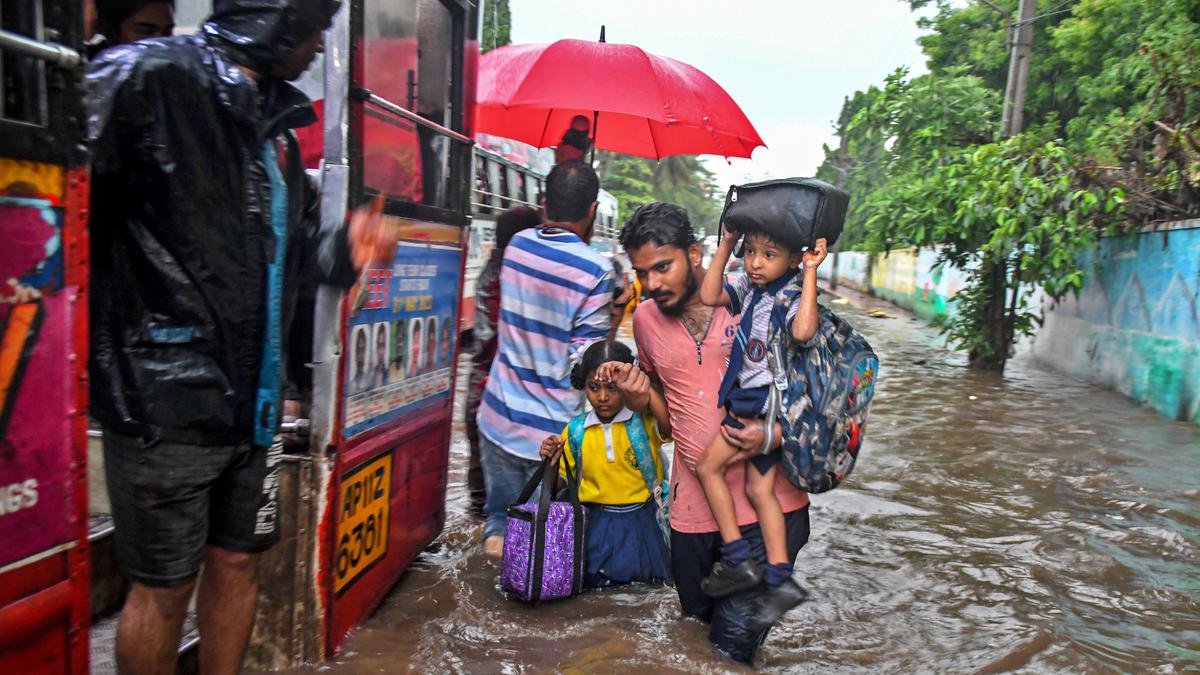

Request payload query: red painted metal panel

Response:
[0,615,70,675]
[0,161,89,673]
[327,404,450,652]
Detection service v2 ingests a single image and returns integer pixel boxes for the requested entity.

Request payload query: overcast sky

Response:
[507,0,933,189]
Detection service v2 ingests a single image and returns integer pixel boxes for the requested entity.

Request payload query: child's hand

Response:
[611,362,651,411]
[720,221,742,248]
[803,237,828,270]
[594,360,625,383]
[540,435,564,462]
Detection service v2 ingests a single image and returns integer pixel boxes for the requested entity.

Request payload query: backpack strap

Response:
[761,277,804,455]
[567,413,587,482]
[624,412,671,546]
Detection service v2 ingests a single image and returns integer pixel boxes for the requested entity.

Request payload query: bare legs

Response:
[697,432,787,564]
[115,547,261,675]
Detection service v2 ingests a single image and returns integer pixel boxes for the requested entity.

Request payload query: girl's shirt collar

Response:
[584,407,633,429]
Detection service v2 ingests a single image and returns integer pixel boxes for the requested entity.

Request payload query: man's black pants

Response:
[671,506,810,664]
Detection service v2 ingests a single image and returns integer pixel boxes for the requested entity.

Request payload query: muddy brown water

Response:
[305,292,1199,673]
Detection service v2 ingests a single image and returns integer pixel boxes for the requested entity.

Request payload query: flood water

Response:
[311,290,1199,673]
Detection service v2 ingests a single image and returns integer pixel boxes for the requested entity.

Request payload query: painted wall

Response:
[823,247,968,323]
[1030,221,1200,423]
[821,220,1200,424]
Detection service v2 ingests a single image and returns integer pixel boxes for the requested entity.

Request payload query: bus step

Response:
[88,514,127,619]
[89,611,199,675]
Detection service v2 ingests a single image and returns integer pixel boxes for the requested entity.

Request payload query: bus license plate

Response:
[334,451,392,595]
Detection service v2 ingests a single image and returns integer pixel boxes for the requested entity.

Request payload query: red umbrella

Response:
[475,38,765,160]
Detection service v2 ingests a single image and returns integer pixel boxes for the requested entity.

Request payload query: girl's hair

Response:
[570,340,635,390]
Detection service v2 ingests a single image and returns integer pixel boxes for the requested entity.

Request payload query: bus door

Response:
[0,6,89,673]
[245,0,478,667]
[325,0,476,653]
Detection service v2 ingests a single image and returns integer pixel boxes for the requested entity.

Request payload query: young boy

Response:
[696,223,826,623]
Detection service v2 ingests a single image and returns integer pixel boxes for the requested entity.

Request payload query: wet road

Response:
[312,289,1200,673]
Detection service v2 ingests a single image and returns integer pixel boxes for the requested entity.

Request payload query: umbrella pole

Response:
[590,26,605,167]
[590,109,599,166]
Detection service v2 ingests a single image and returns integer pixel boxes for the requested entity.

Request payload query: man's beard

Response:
[654,269,699,317]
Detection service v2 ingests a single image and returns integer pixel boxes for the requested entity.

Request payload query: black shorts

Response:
[102,430,282,587]
[721,399,781,474]
[671,506,810,664]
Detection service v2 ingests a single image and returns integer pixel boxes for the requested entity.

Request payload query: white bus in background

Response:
[461,147,621,335]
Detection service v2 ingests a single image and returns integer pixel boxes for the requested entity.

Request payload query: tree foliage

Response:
[599,153,722,235]
[481,0,511,54]
[813,0,1198,370]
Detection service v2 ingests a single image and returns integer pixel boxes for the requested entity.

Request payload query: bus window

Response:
[524,174,536,206]
[511,169,526,207]
[496,163,511,209]
[1,0,47,125]
[360,0,462,209]
[474,153,492,214]
[485,159,502,210]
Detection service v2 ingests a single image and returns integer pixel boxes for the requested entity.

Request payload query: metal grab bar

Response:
[354,87,473,145]
[0,29,80,68]
[471,191,538,208]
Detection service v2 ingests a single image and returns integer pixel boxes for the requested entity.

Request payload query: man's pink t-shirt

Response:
[632,301,809,535]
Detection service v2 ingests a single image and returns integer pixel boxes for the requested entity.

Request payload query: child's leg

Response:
[696,432,745,546]
[745,460,789,571]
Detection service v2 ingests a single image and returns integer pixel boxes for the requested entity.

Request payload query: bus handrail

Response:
[0,29,80,68]
[354,87,474,146]
[471,192,538,208]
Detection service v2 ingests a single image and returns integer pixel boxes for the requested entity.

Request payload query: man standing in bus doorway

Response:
[475,160,621,557]
[87,1,393,673]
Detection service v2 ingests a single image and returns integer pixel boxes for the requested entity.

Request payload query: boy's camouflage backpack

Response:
[760,281,879,493]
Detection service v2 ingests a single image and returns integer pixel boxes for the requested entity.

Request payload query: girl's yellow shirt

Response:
[558,408,666,505]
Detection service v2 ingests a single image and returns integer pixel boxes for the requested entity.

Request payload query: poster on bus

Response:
[0,160,75,569]
[343,221,462,440]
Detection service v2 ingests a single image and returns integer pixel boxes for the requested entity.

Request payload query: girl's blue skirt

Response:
[584,499,671,589]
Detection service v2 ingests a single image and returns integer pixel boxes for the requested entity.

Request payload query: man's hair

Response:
[619,202,697,252]
[544,160,599,223]
[559,114,593,152]
[96,0,175,28]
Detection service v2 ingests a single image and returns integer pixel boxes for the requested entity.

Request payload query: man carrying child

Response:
[618,203,813,663]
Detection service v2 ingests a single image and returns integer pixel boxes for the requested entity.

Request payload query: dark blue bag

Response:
[763,285,878,493]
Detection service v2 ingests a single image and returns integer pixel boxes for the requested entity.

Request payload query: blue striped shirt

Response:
[477,228,613,460]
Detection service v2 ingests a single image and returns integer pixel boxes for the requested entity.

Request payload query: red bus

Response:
[2,0,477,670]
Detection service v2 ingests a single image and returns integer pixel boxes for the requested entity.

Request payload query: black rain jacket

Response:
[87,0,353,446]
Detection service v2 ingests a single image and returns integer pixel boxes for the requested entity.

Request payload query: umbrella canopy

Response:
[475,39,765,160]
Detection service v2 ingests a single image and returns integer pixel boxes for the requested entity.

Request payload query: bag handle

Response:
[513,454,582,524]
[538,453,581,522]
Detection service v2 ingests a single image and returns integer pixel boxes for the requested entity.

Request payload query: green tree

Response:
[821,68,1123,371]
[811,0,1198,371]
[481,0,511,54]
[598,152,723,235]
[600,153,655,222]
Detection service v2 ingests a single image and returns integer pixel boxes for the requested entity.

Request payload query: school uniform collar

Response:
[584,407,633,428]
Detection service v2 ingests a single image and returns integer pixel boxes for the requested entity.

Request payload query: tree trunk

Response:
[968,257,1010,372]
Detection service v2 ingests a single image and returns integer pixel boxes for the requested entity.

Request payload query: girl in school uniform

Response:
[540,340,673,589]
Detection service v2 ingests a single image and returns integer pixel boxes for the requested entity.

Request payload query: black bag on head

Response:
[720,178,850,253]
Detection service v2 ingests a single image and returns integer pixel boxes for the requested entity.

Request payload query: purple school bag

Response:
[499,457,586,602]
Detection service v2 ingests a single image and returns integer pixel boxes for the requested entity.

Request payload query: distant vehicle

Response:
[463,148,623,334]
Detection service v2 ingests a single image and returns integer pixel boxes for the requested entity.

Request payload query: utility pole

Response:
[1000,0,1037,137]
[974,0,1036,370]
[829,130,850,290]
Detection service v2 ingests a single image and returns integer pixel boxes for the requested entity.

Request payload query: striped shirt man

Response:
[477,227,613,460]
